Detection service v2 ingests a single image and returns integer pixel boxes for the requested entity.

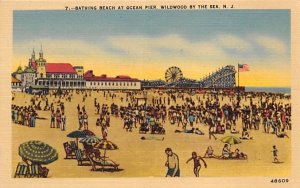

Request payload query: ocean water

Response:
[245,87,291,94]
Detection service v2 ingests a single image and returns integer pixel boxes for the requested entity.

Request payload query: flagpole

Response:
[237,63,240,87]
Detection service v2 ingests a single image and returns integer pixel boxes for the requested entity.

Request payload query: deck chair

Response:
[87,153,119,171]
[27,164,40,178]
[74,149,90,166]
[70,141,78,150]
[14,162,28,178]
[63,142,76,159]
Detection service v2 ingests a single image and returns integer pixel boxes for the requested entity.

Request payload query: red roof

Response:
[46,63,76,73]
[83,70,94,78]
[84,70,139,82]
[116,75,131,79]
[31,61,37,70]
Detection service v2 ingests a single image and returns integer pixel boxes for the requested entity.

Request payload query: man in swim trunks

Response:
[165,148,180,177]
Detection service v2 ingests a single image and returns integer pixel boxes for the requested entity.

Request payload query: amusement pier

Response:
[12,48,242,93]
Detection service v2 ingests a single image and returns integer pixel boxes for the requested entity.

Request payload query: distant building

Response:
[74,66,84,79]
[12,66,23,81]
[84,70,141,90]
[12,46,142,91]
[22,67,36,87]
[32,46,85,89]
[11,76,22,91]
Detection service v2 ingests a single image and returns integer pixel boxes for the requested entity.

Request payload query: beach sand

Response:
[11,91,291,177]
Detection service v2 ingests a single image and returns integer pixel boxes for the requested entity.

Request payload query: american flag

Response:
[238,64,250,72]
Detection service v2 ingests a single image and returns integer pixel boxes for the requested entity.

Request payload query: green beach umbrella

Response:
[19,140,58,165]
[221,136,242,145]
[67,130,95,146]
[80,136,101,145]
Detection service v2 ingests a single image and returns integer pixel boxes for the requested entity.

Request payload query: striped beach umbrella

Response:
[19,140,58,165]
[94,140,118,163]
[80,136,101,145]
[94,140,118,150]
[221,136,242,145]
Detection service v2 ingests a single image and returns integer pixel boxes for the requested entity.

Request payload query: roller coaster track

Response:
[203,68,236,88]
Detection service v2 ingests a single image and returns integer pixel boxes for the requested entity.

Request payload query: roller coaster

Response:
[141,65,236,89]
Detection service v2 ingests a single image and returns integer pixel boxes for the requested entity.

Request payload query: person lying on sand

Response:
[174,128,204,135]
[276,129,289,138]
[141,136,164,141]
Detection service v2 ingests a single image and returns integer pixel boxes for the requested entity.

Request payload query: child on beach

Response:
[186,151,207,177]
[272,145,279,163]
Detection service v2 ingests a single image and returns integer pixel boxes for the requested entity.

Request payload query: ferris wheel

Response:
[165,66,183,83]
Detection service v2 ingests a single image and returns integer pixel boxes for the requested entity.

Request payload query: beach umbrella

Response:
[19,140,58,165]
[94,140,118,164]
[82,130,95,137]
[221,136,242,146]
[80,136,101,145]
[67,130,88,146]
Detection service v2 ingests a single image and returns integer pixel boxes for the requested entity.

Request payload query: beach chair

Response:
[70,141,78,150]
[27,164,40,178]
[87,153,119,171]
[63,142,76,159]
[74,149,90,166]
[14,162,28,178]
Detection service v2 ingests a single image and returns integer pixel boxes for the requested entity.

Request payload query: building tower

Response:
[28,48,36,68]
[36,44,47,78]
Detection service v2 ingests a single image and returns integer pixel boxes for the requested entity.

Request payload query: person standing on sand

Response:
[165,148,180,177]
[186,151,207,177]
[272,145,279,163]
[56,110,61,128]
[83,112,89,130]
[50,110,55,128]
[78,111,83,130]
[61,112,66,131]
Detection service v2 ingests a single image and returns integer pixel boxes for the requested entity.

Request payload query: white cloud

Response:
[216,34,252,52]
[255,36,287,55]
[107,34,227,60]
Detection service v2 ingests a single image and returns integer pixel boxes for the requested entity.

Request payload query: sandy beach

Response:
[11,91,291,177]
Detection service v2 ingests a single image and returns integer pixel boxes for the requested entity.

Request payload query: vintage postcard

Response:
[0,0,299,187]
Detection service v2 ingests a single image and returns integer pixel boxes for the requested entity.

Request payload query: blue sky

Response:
[13,10,291,86]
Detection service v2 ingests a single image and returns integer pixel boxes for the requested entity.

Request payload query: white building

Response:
[11,76,22,91]
[84,70,141,90]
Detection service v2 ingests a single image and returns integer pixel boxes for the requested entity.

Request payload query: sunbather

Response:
[240,128,253,140]
[221,144,231,159]
[231,149,247,159]
[276,128,289,138]
[204,146,217,158]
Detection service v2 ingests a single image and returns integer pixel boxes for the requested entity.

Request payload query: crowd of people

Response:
[11,88,291,177]
[12,89,291,140]
[11,105,37,127]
